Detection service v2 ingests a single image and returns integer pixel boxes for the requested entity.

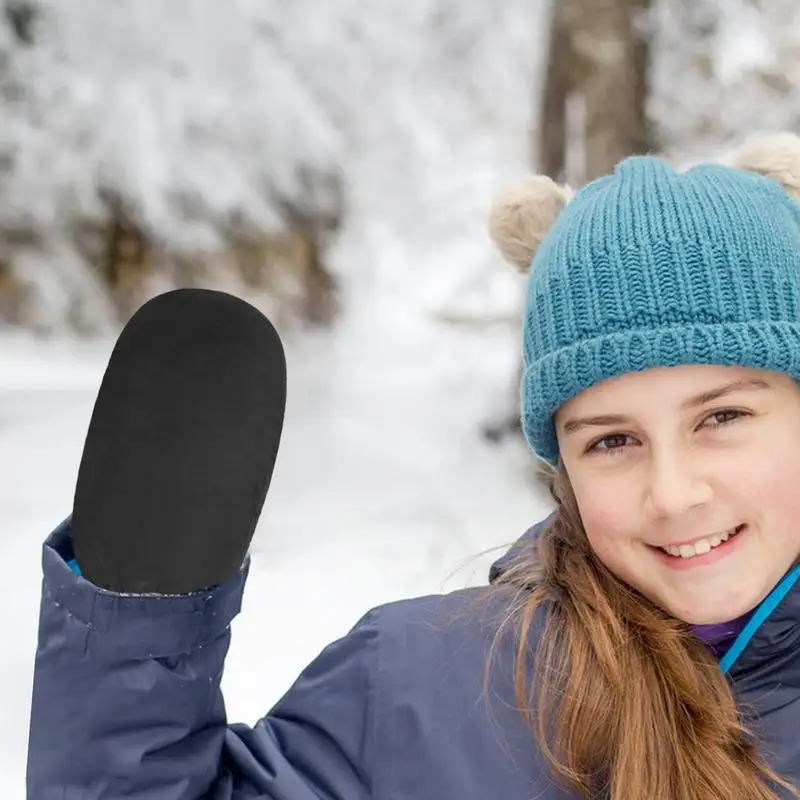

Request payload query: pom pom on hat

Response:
[487,176,572,273]
[729,131,800,202]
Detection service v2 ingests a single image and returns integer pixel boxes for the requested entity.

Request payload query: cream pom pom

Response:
[729,132,800,202]
[487,176,572,274]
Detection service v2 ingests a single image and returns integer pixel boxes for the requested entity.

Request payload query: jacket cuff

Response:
[41,516,249,660]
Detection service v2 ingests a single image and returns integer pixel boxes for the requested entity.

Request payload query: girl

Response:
[26,133,800,799]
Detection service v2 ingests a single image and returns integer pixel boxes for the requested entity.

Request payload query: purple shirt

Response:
[691,612,752,658]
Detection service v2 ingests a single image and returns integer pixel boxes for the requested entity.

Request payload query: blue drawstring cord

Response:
[719,564,800,675]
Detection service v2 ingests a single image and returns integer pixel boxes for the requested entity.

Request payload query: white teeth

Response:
[660,527,740,559]
[693,539,712,556]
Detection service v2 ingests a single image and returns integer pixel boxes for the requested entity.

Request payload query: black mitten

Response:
[72,288,286,594]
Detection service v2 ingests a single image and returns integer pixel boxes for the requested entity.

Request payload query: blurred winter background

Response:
[1,0,798,792]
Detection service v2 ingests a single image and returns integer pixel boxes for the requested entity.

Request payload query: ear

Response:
[729,132,800,202]
[487,176,573,274]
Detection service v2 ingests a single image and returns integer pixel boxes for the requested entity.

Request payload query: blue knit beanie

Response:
[488,138,800,466]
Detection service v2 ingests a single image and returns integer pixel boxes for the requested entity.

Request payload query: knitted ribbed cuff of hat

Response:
[523,320,800,465]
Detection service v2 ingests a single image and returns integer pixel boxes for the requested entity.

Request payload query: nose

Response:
[644,447,713,520]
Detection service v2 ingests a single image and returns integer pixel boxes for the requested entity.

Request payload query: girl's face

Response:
[556,364,800,624]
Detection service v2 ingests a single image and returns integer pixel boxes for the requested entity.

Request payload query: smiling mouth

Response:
[656,524,746,560]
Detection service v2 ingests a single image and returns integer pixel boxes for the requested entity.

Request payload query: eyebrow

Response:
[560,378,772,435]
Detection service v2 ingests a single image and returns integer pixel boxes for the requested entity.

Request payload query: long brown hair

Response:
[493,462,799,800]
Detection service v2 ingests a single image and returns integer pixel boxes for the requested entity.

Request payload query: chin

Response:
[679,609,739,625]
[662,595,759,626]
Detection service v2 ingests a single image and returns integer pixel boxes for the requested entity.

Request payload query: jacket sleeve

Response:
[26,518,377,800]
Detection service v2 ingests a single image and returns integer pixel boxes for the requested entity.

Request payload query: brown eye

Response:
[587,433,632,455]
[702,409,749,429]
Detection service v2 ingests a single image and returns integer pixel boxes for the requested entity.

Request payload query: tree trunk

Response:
[537,5,573,182]
[537,0,653,184]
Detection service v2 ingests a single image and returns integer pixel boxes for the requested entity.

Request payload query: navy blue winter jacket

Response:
[25,516,800,798]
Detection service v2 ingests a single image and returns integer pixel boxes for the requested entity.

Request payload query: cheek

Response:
[569,476,639,557]
[737,446,800,548]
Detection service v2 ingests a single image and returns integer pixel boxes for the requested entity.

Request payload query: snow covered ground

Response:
[0,240,551,793]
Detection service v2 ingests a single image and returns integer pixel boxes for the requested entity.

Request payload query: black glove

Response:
[72,288,286,594]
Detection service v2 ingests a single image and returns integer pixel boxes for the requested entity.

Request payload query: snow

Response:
[649,0,800,164]
[0,0,545,331]
[0,231,552,792]
[4,0,800,330]
[712,2,774,85]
